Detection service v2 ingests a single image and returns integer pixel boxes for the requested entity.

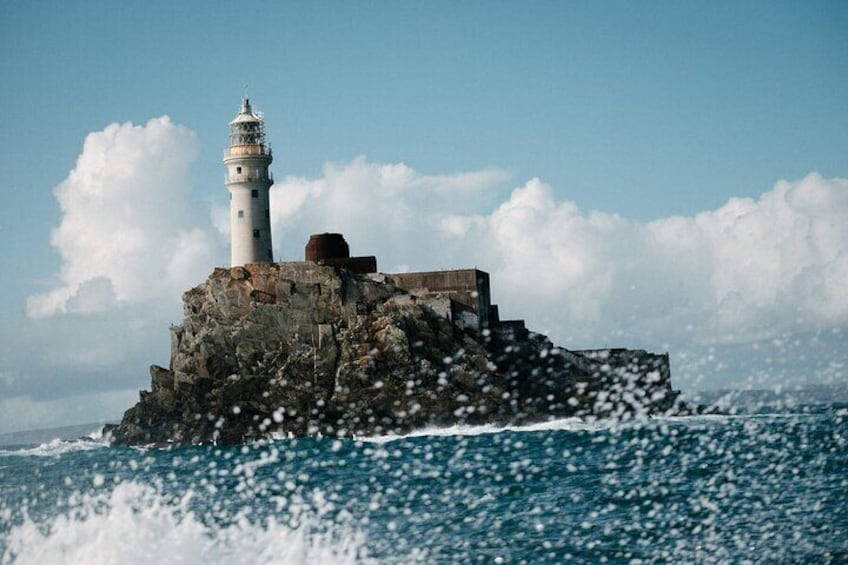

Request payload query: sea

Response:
[1,400,846,564]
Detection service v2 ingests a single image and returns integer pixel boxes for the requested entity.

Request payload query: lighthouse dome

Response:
[229,98,262,125]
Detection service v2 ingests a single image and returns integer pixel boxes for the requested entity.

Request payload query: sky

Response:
[1,1,846,433]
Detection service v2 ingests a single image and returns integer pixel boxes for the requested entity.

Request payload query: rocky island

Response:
[108,234,689,446]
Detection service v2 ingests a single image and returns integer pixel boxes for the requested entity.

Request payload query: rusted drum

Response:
[305,233,350,262]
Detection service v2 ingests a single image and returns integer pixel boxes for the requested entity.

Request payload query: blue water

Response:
[1,406,846,563]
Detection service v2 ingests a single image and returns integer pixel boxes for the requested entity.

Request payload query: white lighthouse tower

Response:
[224,98,274,266]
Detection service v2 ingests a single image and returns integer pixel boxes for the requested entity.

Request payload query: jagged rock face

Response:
[110,263,681,446]
[112,264,510,445]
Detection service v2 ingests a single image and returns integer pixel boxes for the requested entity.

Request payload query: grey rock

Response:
[110,263,685,446]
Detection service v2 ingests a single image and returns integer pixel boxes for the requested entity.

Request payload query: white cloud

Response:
[5,117,228,433]
[268,156,509,268]
[474,173,848,346]
[7,133,846,433]
[270,162,848,349]
[26,116,225,318]
[0,389,138,435]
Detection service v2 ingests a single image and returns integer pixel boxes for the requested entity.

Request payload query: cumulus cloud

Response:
[480,173,848,346]
[26,117,225,318]
[8,133,846,432]
[270,162,848,349]
[6,117,230,432]
[266,156,509,268]
[0,389,138,435]
[0,300,173,433]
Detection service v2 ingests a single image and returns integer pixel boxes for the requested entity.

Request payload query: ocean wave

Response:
[356,411,806,443]
[83,425,108,441]
[1,481,377,565]
[357,417,612,443]
[0,436,108,458]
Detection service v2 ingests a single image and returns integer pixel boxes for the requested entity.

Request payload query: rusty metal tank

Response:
[305,233,350,262]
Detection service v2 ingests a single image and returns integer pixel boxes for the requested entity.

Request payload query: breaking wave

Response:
[0,437,108,458]
[357,411,803,443]
[358,417,600,443]
[1,482,375,565]
[1,406,843,563]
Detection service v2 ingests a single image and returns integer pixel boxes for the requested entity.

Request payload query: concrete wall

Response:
[574,348,672,386]
[388,269,492,329]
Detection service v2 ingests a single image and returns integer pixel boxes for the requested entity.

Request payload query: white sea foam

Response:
[661,412,806,426]
[84,425,108,441]
[0,437,107,458]
[1,481,376,565]
[356,411,795,443]
[357,417,610,443]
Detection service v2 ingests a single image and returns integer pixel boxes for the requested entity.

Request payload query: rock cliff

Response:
[109,263,683,445]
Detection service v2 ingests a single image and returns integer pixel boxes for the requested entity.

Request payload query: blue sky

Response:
[1,1,846,432]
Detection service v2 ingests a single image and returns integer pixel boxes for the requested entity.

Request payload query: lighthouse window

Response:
[253,229,260,238]
[238,210,244,219]
[251,189,258,198]
[236,167,242,174]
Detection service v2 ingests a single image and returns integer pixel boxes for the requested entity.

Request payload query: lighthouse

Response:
[224,98,274,266]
